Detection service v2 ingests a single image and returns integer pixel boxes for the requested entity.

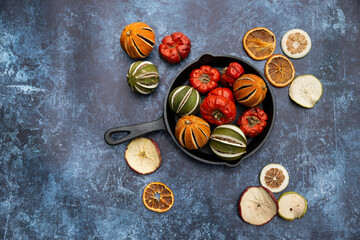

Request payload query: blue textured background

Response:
[1,0,359,239]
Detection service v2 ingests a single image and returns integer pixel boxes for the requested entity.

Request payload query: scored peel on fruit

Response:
[233,74,267,107]
[124,137,161,175]
[127,61,159,94]
[281,29,311,59]
[209,124,247,161]
[143,182,174,213]
[120,22,155,59]
[260,163,289,193]
[238,186,278,226]
[278,191,307,221]
[175,115,211,150]
[169,86,201,116]
[289,74,323,108]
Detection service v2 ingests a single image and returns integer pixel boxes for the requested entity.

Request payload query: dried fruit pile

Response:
[243,27,322,108]
[239,164,307,225]
[168,60,270,161]
[115,22,317,217]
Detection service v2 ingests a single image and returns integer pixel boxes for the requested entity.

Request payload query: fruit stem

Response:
[185,120,192,125]
[247,116,261,127]
[199,74,211,84]
[212,110,224,120]
[220,67,227,75]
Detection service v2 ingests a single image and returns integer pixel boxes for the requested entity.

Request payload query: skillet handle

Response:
[104,117,166,145]
[197,54,214,65]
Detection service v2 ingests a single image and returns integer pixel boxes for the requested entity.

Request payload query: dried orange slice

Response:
[143,182,174,213]
[264,54,295,87]
[243,27,276,60]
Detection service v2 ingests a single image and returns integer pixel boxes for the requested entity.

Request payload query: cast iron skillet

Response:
[104,54,276,167]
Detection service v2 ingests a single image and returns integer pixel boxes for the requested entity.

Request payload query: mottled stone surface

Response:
[0,0,359,239]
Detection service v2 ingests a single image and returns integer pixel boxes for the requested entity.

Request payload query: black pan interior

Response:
[163,54,276,167]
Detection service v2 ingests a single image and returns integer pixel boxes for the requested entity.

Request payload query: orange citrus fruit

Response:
[143,182,174,212]
[264,54,295,87]
[243,27,276,60]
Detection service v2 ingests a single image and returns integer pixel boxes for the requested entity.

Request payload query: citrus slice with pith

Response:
[143,182,174,213]
[265,54,295,87]
[289,74,323,108]
[243,27,276,60]
[281,29,311,59]
[260,163,289,193]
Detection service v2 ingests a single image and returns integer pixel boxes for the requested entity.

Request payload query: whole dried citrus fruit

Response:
[281,29,311,59]
[233,74,267,107]
[264,54,295,87]
[120,22,155,59]
[143,182,174,213]
[243,27,276,60]
[175,115,211,150]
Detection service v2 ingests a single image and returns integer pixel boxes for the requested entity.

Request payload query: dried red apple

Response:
[124,137,161,174]
[238,186,278,226]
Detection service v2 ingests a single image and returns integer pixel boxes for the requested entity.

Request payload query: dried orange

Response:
[243,27,276,60]
[143,182,174,213]
[264,54,295,87]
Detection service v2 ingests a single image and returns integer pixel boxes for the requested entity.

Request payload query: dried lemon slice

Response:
[260,163,289,193]
[281,29,311,59]
[143,182,174,213]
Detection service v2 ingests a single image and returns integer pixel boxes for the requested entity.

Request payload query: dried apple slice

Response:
[124,137,161,174]
[260,163,289,193]
[289,74,323,108]
[238,186,278,225]
[278,192,307,221]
